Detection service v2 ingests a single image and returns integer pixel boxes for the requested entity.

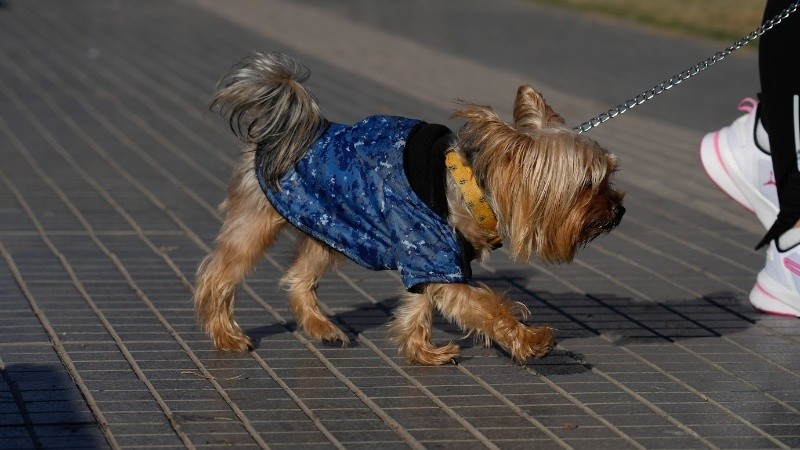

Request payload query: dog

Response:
[194,51,625,365]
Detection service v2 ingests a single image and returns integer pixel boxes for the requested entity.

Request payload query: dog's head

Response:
[454,85,625,264]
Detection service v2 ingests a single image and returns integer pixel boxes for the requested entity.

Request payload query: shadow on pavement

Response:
[0,363,106,449]
[245,268,756,374]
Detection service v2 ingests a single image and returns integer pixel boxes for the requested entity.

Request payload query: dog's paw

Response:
[212,330,253,353]
[509,325,554,363]
[303,315,350,347]
[404,341,460,366]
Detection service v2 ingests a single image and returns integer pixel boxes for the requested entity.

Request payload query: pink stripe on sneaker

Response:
[755,282,778,300]
[737,97,757,113]
[753,282,799,317]
[784,257,800,277]
[712,132,731,178]
[712,131,755,213]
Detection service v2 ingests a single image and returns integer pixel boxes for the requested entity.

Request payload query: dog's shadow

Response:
[246,297,401,348]
[246,294,502,360]
[478,270,761,374]
[245,269,759,376]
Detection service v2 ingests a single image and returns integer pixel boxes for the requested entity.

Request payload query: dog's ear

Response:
[513,85,565,129]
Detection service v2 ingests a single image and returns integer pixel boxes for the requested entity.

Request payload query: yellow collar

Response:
[445,151,502,248]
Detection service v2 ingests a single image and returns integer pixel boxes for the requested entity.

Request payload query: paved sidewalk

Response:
[1,0,798,449]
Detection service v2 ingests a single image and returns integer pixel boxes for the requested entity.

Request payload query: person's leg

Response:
[700,0,800,315]
[746,0,800,316]
[756,0,800,249]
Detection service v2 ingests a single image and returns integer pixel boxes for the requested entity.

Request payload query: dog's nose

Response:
[612,205,625,226]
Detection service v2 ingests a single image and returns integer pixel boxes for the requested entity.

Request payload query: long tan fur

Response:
[453,85,623,263]
[210,51,328,188]
[391,283,554,364]
[195,53,623,365]
[194,151,287,352]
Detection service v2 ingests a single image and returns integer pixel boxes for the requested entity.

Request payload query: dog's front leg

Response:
[389,288,460,365]
[428,283,554,364]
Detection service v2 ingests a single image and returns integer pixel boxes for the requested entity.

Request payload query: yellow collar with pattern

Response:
[445,151,502,248]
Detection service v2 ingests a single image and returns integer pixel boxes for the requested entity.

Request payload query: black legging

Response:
[757,0,800,249]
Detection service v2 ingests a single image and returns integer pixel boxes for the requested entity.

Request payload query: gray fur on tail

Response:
[210,51,328,187]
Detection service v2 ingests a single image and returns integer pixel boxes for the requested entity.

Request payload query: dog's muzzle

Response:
[608,204,625,229]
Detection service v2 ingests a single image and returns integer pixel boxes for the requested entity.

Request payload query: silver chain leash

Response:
[575,0,800,134]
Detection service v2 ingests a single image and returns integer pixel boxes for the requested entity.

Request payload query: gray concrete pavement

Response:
[0,0,798,449]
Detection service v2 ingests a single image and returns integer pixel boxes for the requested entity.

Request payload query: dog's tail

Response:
[211,51,327,187]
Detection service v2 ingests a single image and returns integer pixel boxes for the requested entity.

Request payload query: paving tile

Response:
[0,0,797,448]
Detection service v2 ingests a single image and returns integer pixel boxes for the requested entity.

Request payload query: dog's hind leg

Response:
[429,283,554,364]
[282,235,349,345]
[390,289,461,365]
[195,153,286,352]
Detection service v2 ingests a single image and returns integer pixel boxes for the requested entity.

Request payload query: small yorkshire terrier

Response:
[195,52,624,365]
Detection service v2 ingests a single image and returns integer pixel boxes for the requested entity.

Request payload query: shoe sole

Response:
[750,271,800,317]
[699,131,778,228]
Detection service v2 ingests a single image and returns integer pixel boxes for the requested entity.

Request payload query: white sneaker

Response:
[750,242,800,317]
[700,98,779,228]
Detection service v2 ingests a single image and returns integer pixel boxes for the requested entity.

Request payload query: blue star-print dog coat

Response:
[255,115,473,291]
